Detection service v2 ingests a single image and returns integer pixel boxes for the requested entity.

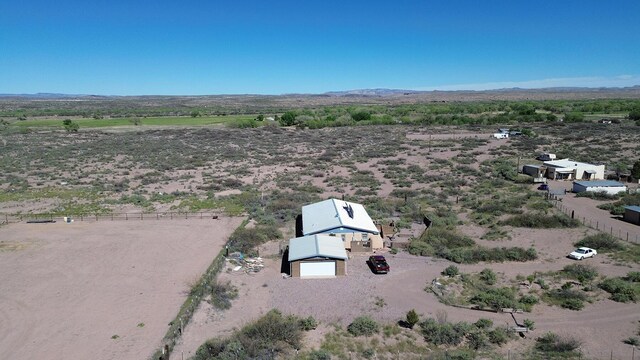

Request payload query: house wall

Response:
[624,209,640,225]
[325,232,384,251]
[572,183,627,195]
[523,165,544,177]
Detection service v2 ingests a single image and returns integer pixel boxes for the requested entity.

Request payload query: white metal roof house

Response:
[302,198,379,236]
[572,180,627,195]
[543,159,605,181]
[288,235,348,277]
[301,198,383,252]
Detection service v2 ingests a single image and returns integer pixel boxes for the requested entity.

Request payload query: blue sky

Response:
[1,0,639,95]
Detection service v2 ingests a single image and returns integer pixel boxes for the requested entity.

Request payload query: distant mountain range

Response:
[1,86,640,99]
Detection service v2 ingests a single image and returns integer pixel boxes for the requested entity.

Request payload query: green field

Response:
[11,115,257,128]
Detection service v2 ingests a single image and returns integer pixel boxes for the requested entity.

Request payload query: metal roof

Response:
[288,235,348,261]
[625,205,640,213]
[302,198,379,235]
[573,180,625,187]
[544,159,599,168]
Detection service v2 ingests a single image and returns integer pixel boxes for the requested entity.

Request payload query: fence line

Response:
[552,200,640,244]
[0,211,223,225]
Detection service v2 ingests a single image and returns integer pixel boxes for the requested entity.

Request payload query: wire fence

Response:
[552,201,640,244]
[0,211,223,225]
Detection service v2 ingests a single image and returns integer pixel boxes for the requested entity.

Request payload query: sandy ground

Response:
[175,226,640,360]
[0,217,243,360]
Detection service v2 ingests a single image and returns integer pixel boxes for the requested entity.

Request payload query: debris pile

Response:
[226,252,265,274]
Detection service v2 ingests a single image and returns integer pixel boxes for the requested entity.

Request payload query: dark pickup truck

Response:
[369,255,390,274]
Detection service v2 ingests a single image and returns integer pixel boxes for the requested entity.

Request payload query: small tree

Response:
[406,309,419,328]
[62,119,79,132]
[631,159,640,180]
[279,111,297,126]
[190,110,201,118]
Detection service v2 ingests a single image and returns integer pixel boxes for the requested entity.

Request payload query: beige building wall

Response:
[328,232,384,251]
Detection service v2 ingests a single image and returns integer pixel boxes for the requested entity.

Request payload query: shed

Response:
[288,235,348,278]
[624,206,640,225]
[572,180,627,195]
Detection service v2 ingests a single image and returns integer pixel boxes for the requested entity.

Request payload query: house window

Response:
[341,234,346,242]
[362,233,369,241]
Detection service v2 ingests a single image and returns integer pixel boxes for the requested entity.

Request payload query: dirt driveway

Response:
[0,217,242,360]
[175,243,639,359]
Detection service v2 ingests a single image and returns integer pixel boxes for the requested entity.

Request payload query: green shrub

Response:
[500,214,579,228]
[406,309,420,328]
[523,319,535,330]
[599,277,639,302]
[442,265,460,277]
[208,281,238,310]
[474,318,493,329]
[420,319,468,346]
[535,332,581,353]
[561,298,585,310]
[624,337,640,346]
[575,233,624,252]
[627,272,640,282]
[193,309,303,360]
[479,268,497,285]
[470,287,517,310]
[299,316,318,331]
[227,225,282,255]
[347,316,379,336]
[563,264,598,284]
[307,349,332,360]
[487,327,510,345]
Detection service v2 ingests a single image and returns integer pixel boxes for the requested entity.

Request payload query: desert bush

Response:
[442,265,460,277]
[545,288,588,310]
[535,332,581,353]
[523,319,535,330]
[227,224,282,255]
[347,316,379,336]
[208,281,238,310]
[419,318,469,346]
[470,287,518,311]
[500,214,579,228]
[597,193,640,215]
[474,318,493,329]
[599,277,639,302]
[487,327,511,345]
[574,233,624,252]
[575,191,620,200]
[627,271,640,282]
[193,309,303,360]
[307,349,332,360]
[562,264,598,284]
[408,227,474,256]
[479,268,497,285]
[437,246,537,264]
[299,316,318,331]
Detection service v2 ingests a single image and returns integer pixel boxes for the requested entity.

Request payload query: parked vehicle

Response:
[537,153,556,161]
[568,247,597,260]
[537,184,549,191]
[368,255,389,274]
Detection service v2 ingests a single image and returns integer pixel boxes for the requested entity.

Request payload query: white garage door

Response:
[300,261,335,277]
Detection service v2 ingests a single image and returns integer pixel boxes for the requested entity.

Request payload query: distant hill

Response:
[1,86,640,99]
